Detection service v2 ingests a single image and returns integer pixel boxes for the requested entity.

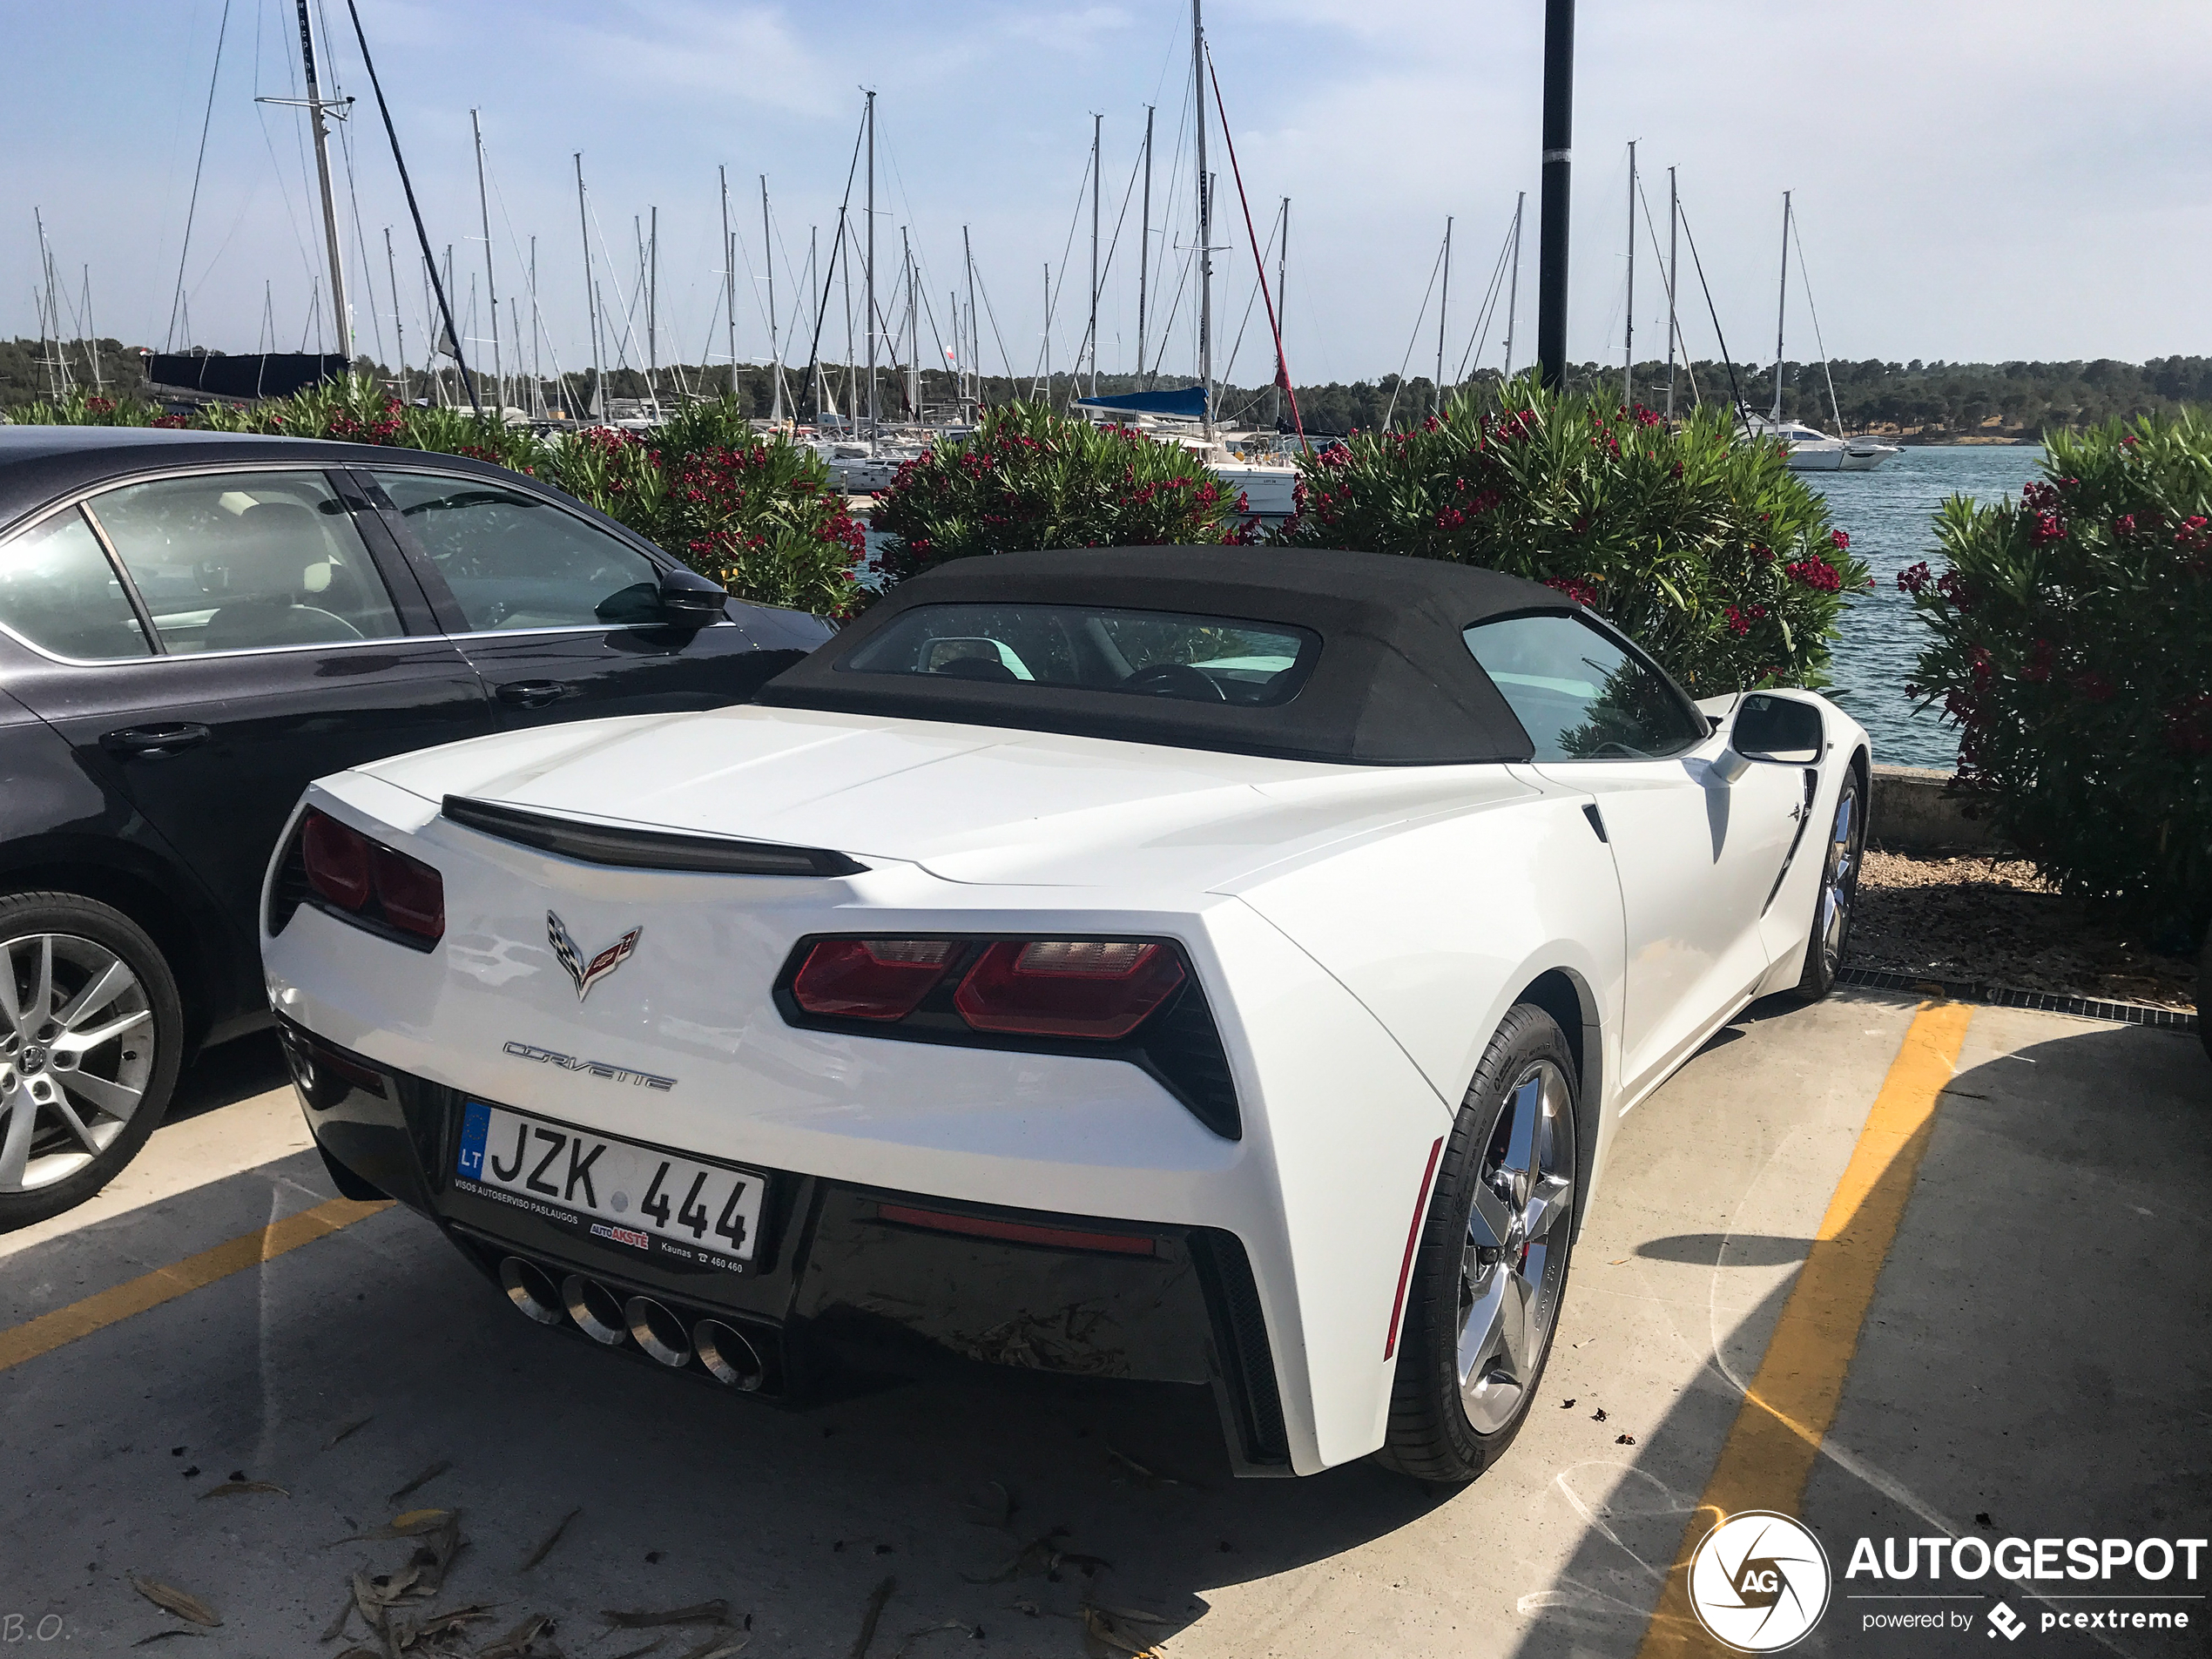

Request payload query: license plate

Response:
[456,1102,765,1268]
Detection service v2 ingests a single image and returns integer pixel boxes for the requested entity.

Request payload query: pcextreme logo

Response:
[1688,1511,1832,1653]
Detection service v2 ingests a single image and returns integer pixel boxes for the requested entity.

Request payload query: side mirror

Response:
[1729,692,1825,765]
[658,565,729,628]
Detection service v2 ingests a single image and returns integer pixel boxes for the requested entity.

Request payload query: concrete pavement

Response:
[0,996,2204,1657]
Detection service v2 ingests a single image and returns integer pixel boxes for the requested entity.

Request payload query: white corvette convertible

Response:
[264,545,1867,1482]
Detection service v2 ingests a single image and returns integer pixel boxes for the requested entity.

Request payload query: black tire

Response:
[1378,1002,1581,1484]
[1795,766,1866,1000]
[0,891,185,1234]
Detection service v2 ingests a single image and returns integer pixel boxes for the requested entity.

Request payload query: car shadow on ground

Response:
[165,1029,290,1126]
[1504,1014,2212,1659]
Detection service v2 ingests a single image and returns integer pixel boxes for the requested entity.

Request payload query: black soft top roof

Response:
[756,544,1578,765]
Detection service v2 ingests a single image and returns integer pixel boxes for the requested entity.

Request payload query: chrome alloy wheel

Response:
[0,933,156,1193]
[1817,787,1859,979]
[1458,1058,1576,1435]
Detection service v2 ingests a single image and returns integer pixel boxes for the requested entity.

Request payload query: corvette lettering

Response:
[502,1040,676,1091]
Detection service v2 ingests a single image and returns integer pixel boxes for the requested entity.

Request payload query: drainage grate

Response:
[1837,966,2199,1034]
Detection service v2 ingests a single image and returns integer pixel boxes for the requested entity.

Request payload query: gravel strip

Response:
[1852,850,2195,1012]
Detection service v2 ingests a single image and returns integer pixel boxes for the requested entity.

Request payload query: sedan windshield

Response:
[841,602,1318,706]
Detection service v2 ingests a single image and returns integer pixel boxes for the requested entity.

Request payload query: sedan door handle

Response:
[101,723,211,759]
[495,679,573,709]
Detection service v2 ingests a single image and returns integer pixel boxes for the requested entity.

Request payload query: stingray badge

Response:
[548,911,641,1002]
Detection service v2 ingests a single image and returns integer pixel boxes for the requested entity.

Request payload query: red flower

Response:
[1542,576,1598,608]
[1784,556,1842,593]
[1830,529,1851,550]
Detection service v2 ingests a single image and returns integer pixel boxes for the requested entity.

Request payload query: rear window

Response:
[840,603,1318,706]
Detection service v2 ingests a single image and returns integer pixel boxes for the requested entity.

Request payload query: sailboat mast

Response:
[384,226,406,393]
[964,225,977,410]
[472,109,500,408]
[293,0,351,359]
[719,166,738,401]
[1089,112,1102,399]
[647,206,660,417]
[1276,196,1288,427]
[576,153,601,421]
[1502,192,1525,383]
[1137,105,1154,385]
[1623,138,1635,406]
[1436,215,1453,416]
[903,226,917,416]
[1664,167,1679,420]
[763,176,782,421]
[1772,188,1791,423]
[1192,0,1212,435]
[865,90,878,449]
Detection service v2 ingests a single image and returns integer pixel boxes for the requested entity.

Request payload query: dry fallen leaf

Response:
[410,1602,496,1639]
[199,1480,288,1500]
[675,1638,747,1659]
[518,1507,581,1573]
[602,1602,733,1629]
[320,1592,354,1644]
[326,1416,374,1449]
[891,1622,974,1658]
[851,1576,896,1659]
[960,1480,1012,1528]
[129,1634,210,1649]
[1103,1448,1186,1490]
[965,1528,1111,1585]
[131,1578,220,1629]
[327,1508,455,1547]
[609,1643,666,1659]
[387,1460,453,1505]
[1080,1604,1166,1659]
[475,1612,554,1658]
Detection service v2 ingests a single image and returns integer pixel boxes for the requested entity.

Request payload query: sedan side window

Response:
[0,506,152,660]
[1465,613,1706,761]
[371,470,664,632]
[88,470,402,654]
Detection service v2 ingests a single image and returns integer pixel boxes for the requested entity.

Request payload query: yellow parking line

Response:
[0,1196,392,1375]
[1635,1000,1974,1657]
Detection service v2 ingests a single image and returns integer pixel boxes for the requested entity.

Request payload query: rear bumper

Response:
[279,1016,1292,1474]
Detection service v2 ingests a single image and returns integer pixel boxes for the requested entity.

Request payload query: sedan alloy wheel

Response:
[0,932,158,1193]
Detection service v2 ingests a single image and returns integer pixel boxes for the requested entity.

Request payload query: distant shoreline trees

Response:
[5,336,2206,442]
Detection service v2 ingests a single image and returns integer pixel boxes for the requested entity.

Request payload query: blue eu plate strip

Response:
[457,1101,490,1179]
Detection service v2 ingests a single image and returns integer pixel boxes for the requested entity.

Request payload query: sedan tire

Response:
[1378,1002,1580,1485]
[0,892,184,1233]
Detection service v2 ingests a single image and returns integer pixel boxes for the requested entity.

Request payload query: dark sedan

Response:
[0,427,832,1229]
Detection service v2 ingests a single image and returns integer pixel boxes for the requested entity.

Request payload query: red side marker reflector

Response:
[876,1202,1157,1258]
[1383,1136,1447,1360]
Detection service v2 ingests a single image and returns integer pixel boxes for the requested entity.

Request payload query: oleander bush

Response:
[1271,379,1868,694]
[872,400,1258,583]
[8,379,867,618]
[1900,412,2212,927]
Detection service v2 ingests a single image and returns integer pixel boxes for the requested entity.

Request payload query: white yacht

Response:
[1742,414,1901,473]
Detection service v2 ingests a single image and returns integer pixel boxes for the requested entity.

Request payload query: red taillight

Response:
[954,940,1185,1040]
[371,845,446,942]
[299,808,444,943]
[876,1202,1157,1257]
[302,810,372,909]
[792,938,954,1020]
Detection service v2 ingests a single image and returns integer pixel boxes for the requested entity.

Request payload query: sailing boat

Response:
[1743,192,1898,473]
[1068,0,1303,521]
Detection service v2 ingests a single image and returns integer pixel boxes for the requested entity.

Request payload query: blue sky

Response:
[8,1,2210,386]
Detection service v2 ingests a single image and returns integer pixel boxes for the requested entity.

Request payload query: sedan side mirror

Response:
[658,566,729,628]
[1729,692,1825,765]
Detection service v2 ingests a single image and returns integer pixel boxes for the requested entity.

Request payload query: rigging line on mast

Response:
[1206,44,1305,448]
[801,105,867,403]
[1788,208,1847,434]
[341,0,477,411]
[253,0,326,303]
[1630,165,1697,408]
[1214,202,1281,394]
[315,0,380,364]
[1144,230,1198,381]
[1673,198,1745,420]
[966,247,1017,387]
[165,0,233,351]
[1383,231,1450,432]
[1038,143,1095,383]
[1453,213,1519,386]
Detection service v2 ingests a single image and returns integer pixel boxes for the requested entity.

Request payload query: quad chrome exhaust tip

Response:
[693,1318,767,1391]
[498,1257,563,1325]
[560,1272,630,1346]
[625,1296,692,1368]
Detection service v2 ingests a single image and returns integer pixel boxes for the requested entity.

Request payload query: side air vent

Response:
[442,795,867,877]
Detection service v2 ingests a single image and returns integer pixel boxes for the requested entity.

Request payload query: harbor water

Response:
[1806,444,2046,771]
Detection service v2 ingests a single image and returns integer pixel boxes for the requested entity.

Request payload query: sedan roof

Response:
[0,427,524,529]
[757,544,1576,765]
